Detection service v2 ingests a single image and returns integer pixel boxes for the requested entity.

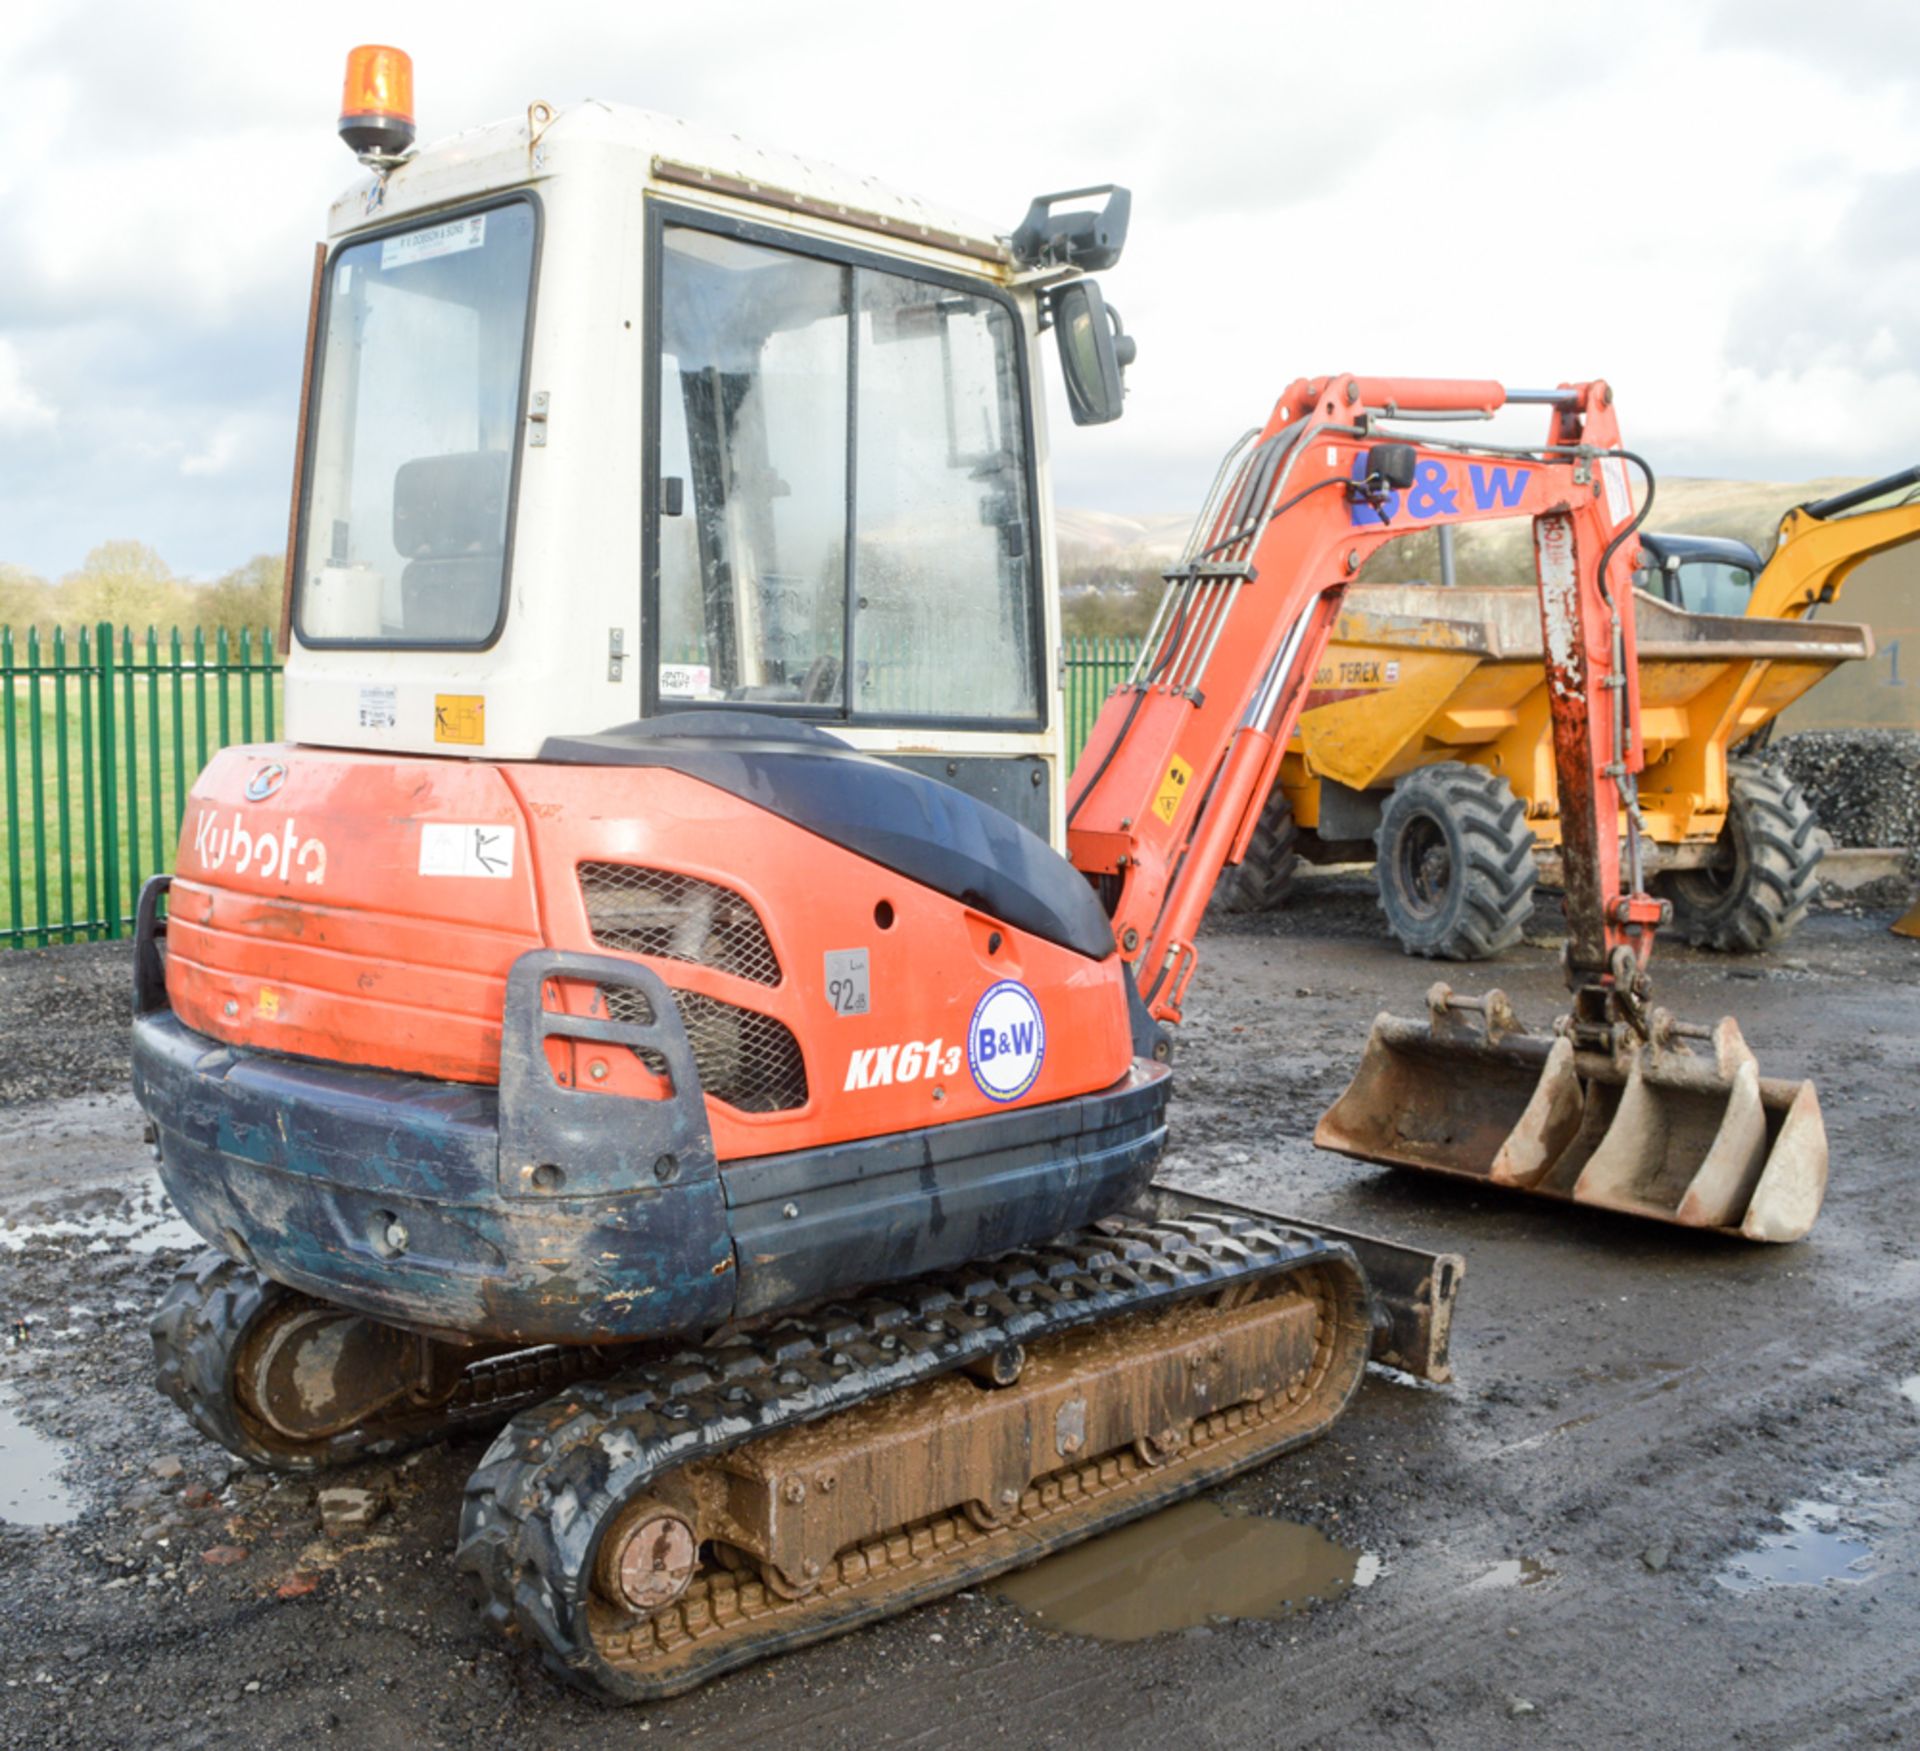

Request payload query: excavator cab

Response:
[283,110,1134,848]
[1635,532,1762,614]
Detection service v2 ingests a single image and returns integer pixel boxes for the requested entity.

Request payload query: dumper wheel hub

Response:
[1401,821,1454,916]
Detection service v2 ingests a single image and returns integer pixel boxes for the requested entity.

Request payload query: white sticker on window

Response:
[418,822,516,879]
[357,684,397,729]
[658,663,714,699]
[1601,455,1634,528]
[381,214,488,272]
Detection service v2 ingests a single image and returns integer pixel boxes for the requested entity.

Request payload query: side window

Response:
[853,275,1035,718]
[299,203,536,647]
[652,218,1040,723]
[656,230,849,703]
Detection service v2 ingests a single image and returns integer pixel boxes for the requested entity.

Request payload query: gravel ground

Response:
[1,883,1917,1748]
[0,942,136,1107]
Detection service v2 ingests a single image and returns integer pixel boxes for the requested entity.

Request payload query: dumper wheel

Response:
[1655,759,1824,953]
[1215,785,1300,912]
[1373,763,1536,960]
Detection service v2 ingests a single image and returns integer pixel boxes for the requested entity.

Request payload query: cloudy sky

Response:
[2,0,1916,579]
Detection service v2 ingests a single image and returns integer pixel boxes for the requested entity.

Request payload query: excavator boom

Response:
[1069,375,1646,1020]
[1067,373,1829,1240]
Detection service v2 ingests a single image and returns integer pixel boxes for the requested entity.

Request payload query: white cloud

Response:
[0,339,55,432]
[0,0,1917,572]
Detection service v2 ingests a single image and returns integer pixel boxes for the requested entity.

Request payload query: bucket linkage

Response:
[1317,983,1828,1242]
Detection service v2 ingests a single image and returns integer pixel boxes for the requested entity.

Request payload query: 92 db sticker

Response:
[823,948,870,1016]
[968,979,1046,1103]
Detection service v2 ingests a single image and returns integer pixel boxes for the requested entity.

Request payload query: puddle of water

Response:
[0,1387,79,1526]
[1469,1556,1558,1590]
[1900,1376,1920,1408]
[1719,1501,1875,1594]
[993,1499,1377,1641]
[1,1169,200,1257]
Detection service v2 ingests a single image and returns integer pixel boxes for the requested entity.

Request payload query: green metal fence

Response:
[1,624,281,950]
[1,626,1131,952]
[1064,636,1140,766]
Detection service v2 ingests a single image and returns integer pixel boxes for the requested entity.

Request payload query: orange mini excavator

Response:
[131,51,1825,1700]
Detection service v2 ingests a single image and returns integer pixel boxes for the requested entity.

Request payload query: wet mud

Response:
[1,883,1918,1748]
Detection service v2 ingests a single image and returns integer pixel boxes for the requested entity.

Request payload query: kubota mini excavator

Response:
[130,50,1826,1701]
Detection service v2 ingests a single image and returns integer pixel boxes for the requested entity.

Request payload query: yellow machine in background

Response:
[1224,466,1920,959]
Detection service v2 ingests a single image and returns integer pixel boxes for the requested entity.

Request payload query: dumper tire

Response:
[1373,763,1537,960]
[1215,785,1300,912]
[1655,759,1824,953]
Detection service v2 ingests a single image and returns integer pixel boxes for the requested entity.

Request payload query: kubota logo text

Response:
[189,808,328,886]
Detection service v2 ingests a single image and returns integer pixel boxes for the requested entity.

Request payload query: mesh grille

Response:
[603,985,809,1114]
[579,863,780,986]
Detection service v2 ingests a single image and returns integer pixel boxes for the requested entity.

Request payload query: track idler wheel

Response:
[151,1251,474,1470]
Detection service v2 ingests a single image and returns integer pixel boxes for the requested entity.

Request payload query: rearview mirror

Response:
[1051,280,1135,426]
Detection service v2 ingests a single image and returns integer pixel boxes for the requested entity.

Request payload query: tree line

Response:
[0,543,282,642]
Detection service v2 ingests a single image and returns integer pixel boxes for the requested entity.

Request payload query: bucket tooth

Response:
[1486,1035,1585,1191]
[1732,1077,1829,1243]
[1569,1053,1762,1224]
[1316,995,1828,1242]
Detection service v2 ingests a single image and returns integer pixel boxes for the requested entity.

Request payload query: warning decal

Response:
[1151,755,1193,825]
[434,695,485,746]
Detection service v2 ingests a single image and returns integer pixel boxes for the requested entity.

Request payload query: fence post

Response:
[193,625,209,773]
[262,625,277,740]
[80,627,98,940]
[2,628,20,946]
[216,627,231,751]
[145,626,163,886]
[169,627,186,850]
[121,626,140,935]
[26,628,49,948]
[53,627,75,944]
[95,622,120,940]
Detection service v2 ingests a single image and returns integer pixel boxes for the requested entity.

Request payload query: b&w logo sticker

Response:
[967,979,1046,1103]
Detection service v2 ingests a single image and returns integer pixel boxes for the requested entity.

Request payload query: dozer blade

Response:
[1314,985,1828,1243]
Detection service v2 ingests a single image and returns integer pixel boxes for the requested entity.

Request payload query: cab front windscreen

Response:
[295,200,537,647]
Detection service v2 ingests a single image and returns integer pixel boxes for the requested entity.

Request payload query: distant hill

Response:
[1056,476,1883,635]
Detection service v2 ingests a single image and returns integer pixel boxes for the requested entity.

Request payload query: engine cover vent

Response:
[580,863,780,987]
[603,985,809,1114]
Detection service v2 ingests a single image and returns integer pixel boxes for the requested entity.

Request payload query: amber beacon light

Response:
[339,45,416,162]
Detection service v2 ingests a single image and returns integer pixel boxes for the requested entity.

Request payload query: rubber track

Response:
[152,1250,615,1472]
[1217,784,1300,912]
[1374,762,1537,960]
[1659,759,1823,953]
[457,1209,1361,1700]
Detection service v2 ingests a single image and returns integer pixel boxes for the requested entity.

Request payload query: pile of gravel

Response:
[1764,728,1920,851]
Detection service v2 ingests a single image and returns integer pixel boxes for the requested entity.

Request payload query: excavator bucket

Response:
[1315,986,1828,1242]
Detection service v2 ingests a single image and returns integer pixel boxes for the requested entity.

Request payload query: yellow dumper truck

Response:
[1227,466,1920,958]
